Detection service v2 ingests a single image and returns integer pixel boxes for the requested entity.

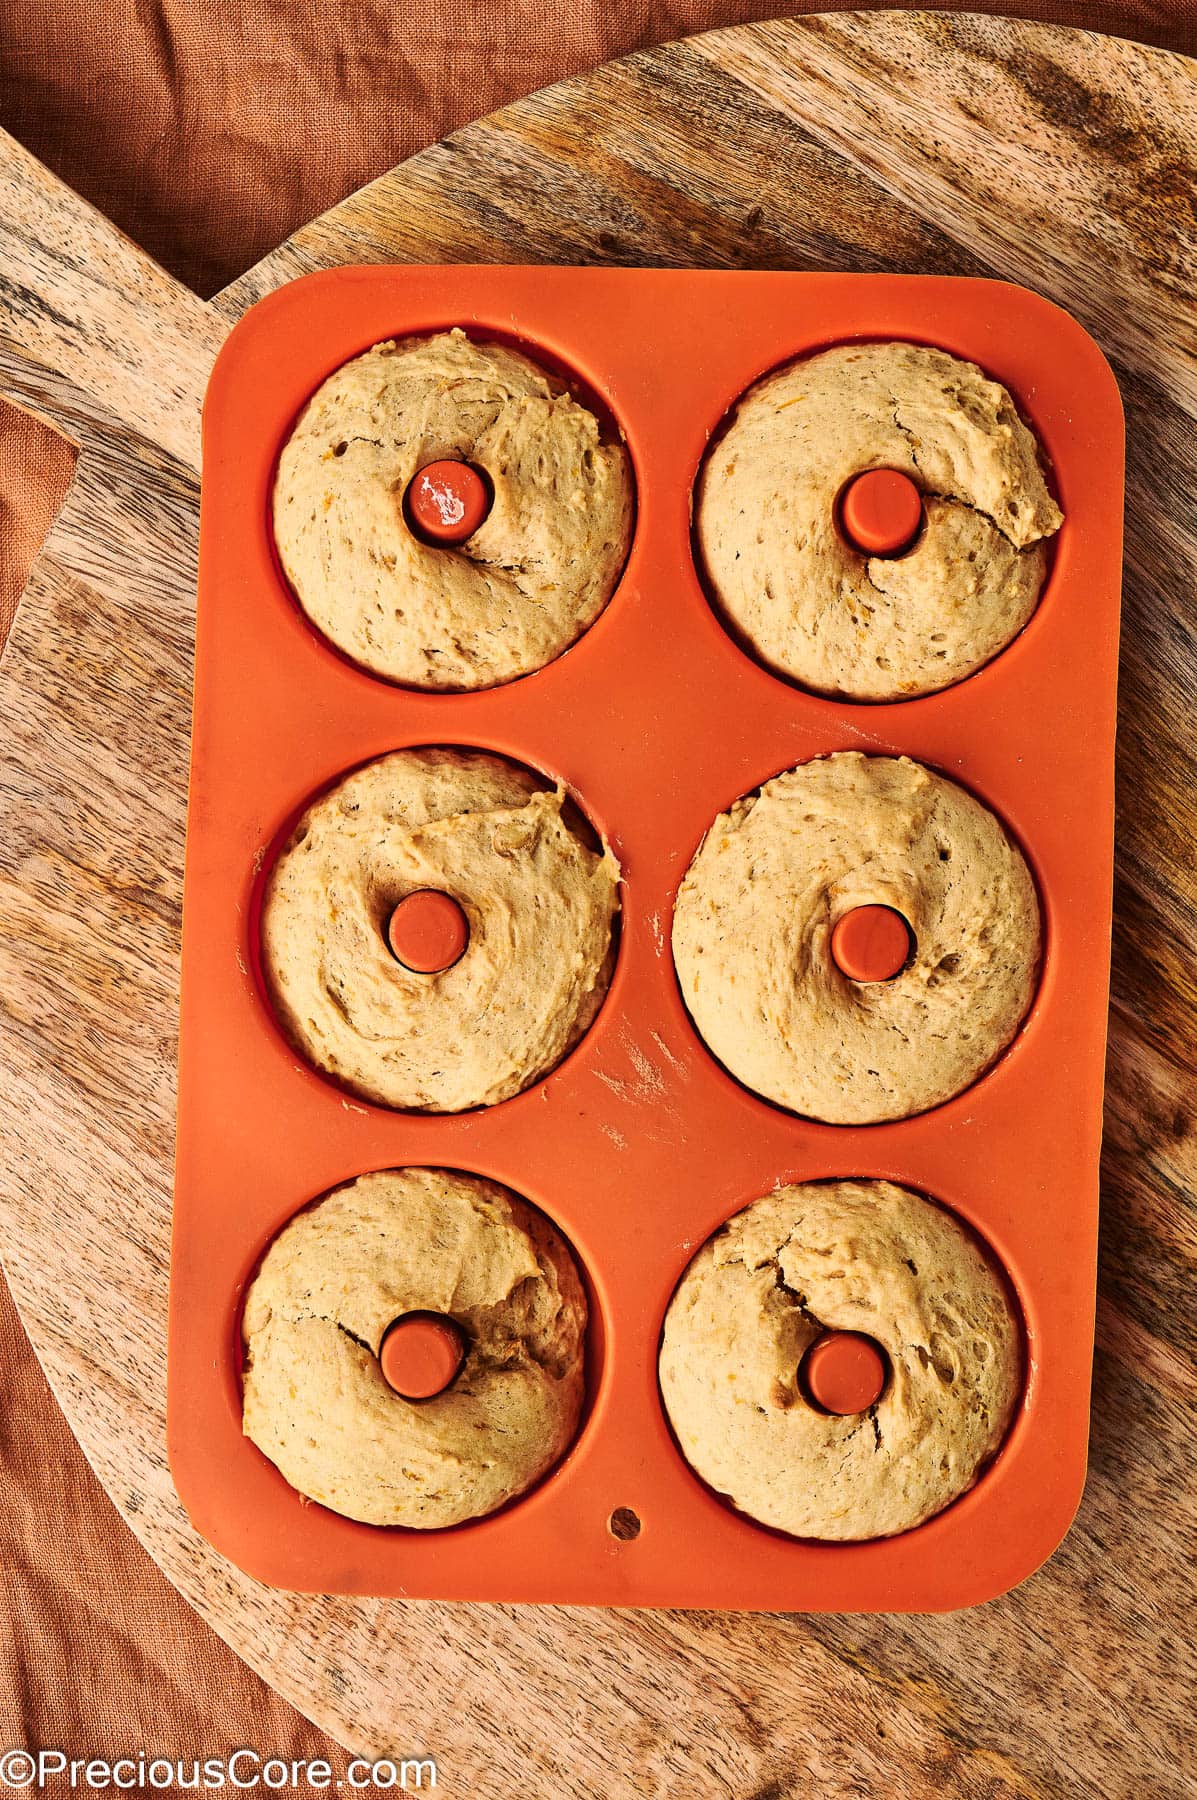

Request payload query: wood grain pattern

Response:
[0,13,1194,1795]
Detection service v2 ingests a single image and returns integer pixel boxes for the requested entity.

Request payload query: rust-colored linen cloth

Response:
[0,1300,360,1774]
[0,0,1193,1766]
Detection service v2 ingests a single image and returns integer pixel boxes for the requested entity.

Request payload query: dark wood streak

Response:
[0,13,1193,1798]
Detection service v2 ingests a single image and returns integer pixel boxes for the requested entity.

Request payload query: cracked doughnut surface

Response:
[672,752,1041,1123]
[659,1180,1021,1540]
[696,340,1062,699]
[242,1168,588,1528]
[273,328,634,689]
[261,747,620,1112]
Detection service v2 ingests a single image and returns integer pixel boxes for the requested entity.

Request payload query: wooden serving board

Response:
[0,13,1194,1794]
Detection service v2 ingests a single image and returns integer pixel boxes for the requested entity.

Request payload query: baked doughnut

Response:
[273,328,633,689]
[696,341,1062,699]
[261,747,619,1112]
[242,1169,587,1528]
[672,752,1040,1123]
[659,1180,1021,1541]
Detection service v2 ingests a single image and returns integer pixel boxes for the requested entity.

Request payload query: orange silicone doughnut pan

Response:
[169,269,1123,1609]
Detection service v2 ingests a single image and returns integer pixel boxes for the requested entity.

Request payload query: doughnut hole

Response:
[403,460,493,546]
[799,1331,890,1415]
[380,1312,467,1400]
[838,468,924,558]
[386,890,470,974]
[830,905,914,984]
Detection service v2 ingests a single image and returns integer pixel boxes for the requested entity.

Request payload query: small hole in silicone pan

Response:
[656,1178,1029,1546]
[689,334,1063,706]
[265,323,639,693]
[608,1506,642,1541]
[667,749,1048,1128]
[229,1167,606,1534]
[247,742,622,1117]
